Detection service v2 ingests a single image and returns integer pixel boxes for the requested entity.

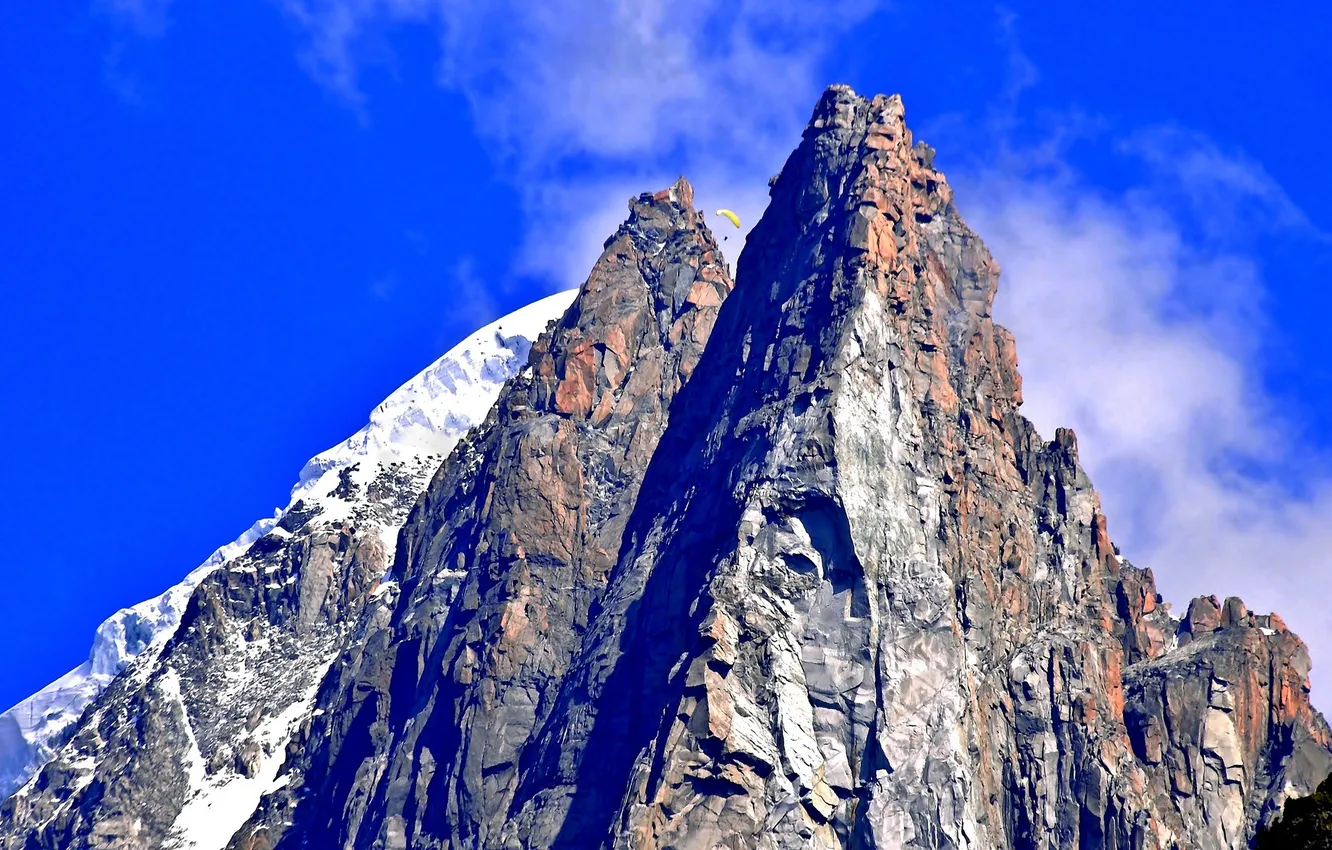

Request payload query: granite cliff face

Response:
[223,176,735,850]
[3,86,1329,849]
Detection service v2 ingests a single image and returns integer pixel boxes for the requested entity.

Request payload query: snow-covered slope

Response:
[0,517,277,801]
[0,289,577,801]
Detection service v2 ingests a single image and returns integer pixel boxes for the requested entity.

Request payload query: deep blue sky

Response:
[1,1,1328,712]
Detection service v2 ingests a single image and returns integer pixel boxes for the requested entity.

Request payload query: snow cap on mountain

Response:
[0,289,576,800]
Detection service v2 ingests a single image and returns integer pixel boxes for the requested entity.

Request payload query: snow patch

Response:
[291,290,577,502]
[159,668,205,793]
[164,660,334,850]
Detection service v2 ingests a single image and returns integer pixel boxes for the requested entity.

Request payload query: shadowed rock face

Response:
[3,86,1328,850]
[223,177,736,850]
[0,502,396,850]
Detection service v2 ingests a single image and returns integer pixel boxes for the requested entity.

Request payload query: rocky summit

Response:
[2,85,1329,849]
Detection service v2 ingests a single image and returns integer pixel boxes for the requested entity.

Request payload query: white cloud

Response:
[272,0,884,290]
[94,0,176,105]
[1124,126,1325,242]
[277,0,878,157]
[960,153,1332,700]
[100,41,148,107]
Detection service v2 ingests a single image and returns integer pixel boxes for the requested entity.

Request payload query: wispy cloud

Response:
[94,0,175,106]
[950,79,1332,698]
[277,0,876,159]
[100,41,147,107]
[1124,125,1328,243]
[270,0,885,289]
[369,273,398,301]
[434,255,499,347]
[98,0,175,37]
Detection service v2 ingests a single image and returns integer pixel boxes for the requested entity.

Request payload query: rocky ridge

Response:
[462,87,1329,850]
[0,291,576,848]
[0,514,277,801]
[1,86,1328,850]
[224,175,736,850]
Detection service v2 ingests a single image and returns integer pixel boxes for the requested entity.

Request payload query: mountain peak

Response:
[3,87,1327,850]
[657,174,694,208]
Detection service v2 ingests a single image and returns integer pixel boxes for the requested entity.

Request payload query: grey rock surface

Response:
[0,490,397,849]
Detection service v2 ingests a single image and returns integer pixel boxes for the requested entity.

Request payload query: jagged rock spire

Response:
[3,87,1327,850]
[221,178,734,849]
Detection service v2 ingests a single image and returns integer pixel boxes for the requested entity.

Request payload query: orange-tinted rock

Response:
[229,176,736,849]
[73,87,1323,850]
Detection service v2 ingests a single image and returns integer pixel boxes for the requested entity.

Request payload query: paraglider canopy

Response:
[715,209,741,228]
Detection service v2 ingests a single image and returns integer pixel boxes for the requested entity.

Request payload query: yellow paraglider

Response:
[715,209,741,229]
